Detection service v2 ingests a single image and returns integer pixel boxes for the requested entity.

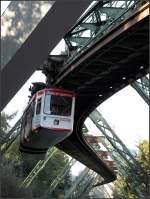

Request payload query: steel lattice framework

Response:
[64,0,146,64]
[131,75,149,105]
[65,168,96,198]
[46,158,76,196]
[0,119,22,154]
[0,0,148,194]
[88,109,146,198]
[20,147,57,188]
[0,74,148,196]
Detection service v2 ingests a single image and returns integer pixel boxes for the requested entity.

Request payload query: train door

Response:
[33,96,42,128]
[24,100,35,140]
[20,100,35,142]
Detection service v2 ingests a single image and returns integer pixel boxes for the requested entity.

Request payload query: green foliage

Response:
[0,111,17,136]
[112,139,149,199]
[1,112,72,198]
[1,159,33,198]
[31,150,72,197]
[136,140,149,174]
[1,1,51,67]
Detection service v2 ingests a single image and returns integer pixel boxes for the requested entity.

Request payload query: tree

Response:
[1,111,72,198]
[0,112,33,197]
[112,139,149,199]
[31,150,72,198]
[1,1,52,67]
[0,112,16,138]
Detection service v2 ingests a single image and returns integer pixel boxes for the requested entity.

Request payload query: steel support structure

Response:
[76,171,97,198]
[131,75,149,105]
[88,109,146,198]
[65,167,108,198]
[64,0,146,63]
[45,158,76,196]
[0,118,22,154]
[65,167,92,198]
[20,147,57,188]
[1,1,92,110]
[84,125,141,196]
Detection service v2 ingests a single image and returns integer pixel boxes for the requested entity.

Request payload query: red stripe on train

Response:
[32,127,71,132]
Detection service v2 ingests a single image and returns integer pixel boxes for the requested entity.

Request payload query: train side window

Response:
[36,98,41,115]
[31,100,35,117]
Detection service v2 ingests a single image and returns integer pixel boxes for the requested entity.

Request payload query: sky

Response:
[1,1,149,176]
[1,1,10,14]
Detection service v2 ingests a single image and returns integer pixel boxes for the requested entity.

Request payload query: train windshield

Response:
[44,94,72,116]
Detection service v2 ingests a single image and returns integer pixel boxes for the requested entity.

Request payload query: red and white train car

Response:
[19,88,75,153]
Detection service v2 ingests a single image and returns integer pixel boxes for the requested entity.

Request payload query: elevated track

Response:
[1,1,149,185]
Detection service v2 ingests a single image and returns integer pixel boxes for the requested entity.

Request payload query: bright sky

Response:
[1,1,10,14]
[1,1,149,176]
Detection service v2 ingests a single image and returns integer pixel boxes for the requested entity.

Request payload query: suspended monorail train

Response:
[19,88,75,153]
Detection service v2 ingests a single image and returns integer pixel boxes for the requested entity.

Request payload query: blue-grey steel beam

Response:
[131,76,149,105]
[1,1,92,110]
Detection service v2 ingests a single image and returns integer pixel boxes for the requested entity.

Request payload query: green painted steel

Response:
[65,167,90,198]
[88,109,146,198]
[64,0,146,65]
[20,147,57,188]
[45,158,76,196]
[65,168,104,198]
[0,118,22,154]
[131,76,149,105]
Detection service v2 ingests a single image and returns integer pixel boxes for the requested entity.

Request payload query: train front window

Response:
[44,94,72,116]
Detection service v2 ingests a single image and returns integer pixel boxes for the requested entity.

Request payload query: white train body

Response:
[19,88,75,153]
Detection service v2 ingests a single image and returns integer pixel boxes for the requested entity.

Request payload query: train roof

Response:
[36,88,76,96]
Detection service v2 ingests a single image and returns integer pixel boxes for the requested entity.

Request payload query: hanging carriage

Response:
[19,88,75,153]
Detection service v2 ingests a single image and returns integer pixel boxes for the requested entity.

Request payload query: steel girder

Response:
[88,109,146,198]
[46,158,76,196]
[64,0,145,63]
[1,0,149,190]
[131,75,149,105]
[85,131,142,197]
[0,118,22,154]
[20,147,57,188]
[1,1,92,110]
[65,168,99,198]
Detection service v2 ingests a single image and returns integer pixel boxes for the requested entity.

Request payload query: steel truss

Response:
[87,109,146,198]
[65,168,97,198]
[64,0,146,64]
[45,158,76,196]
[131,75,149,105]
[20,147,57,188]
[0,118,22,154]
